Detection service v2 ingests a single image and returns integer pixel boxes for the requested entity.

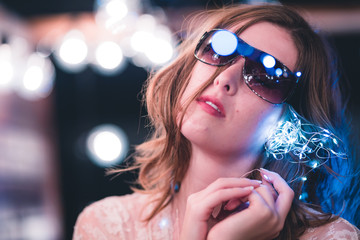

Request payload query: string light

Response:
[300,176,307,181]
[299,192,308,201]
[265,104,347,165]
[265,104,347,201]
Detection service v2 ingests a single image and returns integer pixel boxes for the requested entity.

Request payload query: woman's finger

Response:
[253,184,276,209]
[260,168,294,219]
[204,177,261,195]
[202,186,254,212]
[260,171,278,201]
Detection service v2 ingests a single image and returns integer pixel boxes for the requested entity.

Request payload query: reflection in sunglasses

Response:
[194,29,302,104]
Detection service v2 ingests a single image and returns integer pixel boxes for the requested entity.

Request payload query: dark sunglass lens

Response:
[244,59,296,103]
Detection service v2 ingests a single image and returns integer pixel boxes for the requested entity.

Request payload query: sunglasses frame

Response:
[194,29,301,104]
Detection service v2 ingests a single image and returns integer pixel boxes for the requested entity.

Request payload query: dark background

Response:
[0,0,359,239]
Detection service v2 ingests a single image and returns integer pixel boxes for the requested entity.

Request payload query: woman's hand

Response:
[207,168,294,240]
[179,178,262,240]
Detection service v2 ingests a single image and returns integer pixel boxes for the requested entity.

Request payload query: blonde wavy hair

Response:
[112,4,355,239]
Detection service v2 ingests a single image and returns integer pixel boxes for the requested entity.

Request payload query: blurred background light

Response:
[59,39,87,64]
[23,66,43,90]
[93,41,125,74]
[0,1,359,240]
[86,124,129,167]
[0,60,14,88]
[55,30,88,72]
[136,14,157,31]
[130,30,154,53]
[130,24,175,67]
[0,44,14,91]
[145,37,174,65]
[95,0,141,33]
[105,0,128,20]
[22,214,57,240]
[16,52,55,101]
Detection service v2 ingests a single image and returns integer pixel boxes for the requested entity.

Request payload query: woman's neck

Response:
[173,146,259,231]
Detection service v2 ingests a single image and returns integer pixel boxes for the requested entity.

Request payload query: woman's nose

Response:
[213,57,245,96]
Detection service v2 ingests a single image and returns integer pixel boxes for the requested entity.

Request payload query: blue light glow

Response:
[309,160,319,169]
[261,54,276,68]
[299,192,308,200]
[296,71,302,77]
[275,68,283,76]
[159,218,170,229]
[211,30,238,56]
[238,41,254,57]
[265,104,347,178]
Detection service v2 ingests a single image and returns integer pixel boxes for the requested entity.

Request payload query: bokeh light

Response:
[23,66,43,91]
[0,44,14,91]
[105,0,128,20]
[211,30,238,56]
[95,0,141,33]
[275,68,283,76]
[145,38,173,65]
[262,54,276,68]
[130,25,175,67]
[86,124,129,167]
[55,30,88,72]
[94,41,124,72]
[130,31,154,53]
[17,52,55,101]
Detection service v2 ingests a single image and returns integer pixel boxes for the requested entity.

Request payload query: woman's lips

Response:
[197,96,226,117]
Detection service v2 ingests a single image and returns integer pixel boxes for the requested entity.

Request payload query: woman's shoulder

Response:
[300,217,360,240]
[73,192,151,239]
[80,192,148,213]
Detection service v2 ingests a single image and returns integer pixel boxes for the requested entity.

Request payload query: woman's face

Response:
[180,22,298,158]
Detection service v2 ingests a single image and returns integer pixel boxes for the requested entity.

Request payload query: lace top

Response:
[73,193,360,240]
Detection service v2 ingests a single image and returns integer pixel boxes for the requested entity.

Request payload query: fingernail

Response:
[260,169,272,182]
[224,199,240,211]
[252,180,262,184]
[262,174,271,182]
[245,186,254,191]
[260,168,272,181]
[212,203,222,218]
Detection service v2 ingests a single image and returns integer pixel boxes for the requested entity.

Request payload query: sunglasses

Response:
[194,29,302,104]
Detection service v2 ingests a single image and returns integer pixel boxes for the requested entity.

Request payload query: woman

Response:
[73,4,360,239]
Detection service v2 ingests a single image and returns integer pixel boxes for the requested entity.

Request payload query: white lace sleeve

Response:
[300,218,360,240]
[72,196,133,240]
[72,193,176,240]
